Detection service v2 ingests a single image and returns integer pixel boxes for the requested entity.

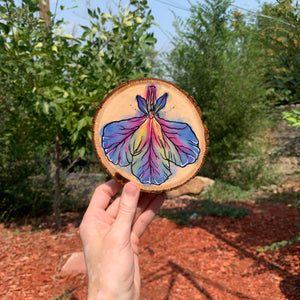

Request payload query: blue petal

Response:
[101,116,146,166]
[158,117,200,167]
[154,93,168,114]
[136,95,148,115]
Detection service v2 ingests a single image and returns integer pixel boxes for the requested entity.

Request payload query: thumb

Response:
[113,182,140,234]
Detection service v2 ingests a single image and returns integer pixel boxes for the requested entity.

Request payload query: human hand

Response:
[79,180,165,300]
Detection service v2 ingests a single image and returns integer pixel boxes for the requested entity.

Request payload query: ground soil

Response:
[1,190,299,300]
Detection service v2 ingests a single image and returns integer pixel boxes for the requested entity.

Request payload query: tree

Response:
[166,0,269,187]
[258,0,300,105]
[0,0,157,223]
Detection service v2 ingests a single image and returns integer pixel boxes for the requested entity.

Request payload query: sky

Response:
[50,0,275,51]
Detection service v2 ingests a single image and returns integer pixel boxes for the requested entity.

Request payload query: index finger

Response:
[86,179,123,213]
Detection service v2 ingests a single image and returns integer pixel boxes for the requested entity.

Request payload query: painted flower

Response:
[101,84,200,185]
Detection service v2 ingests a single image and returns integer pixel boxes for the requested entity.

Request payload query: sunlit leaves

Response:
[52,45,58,53]
[34,42,43,48]
[62,34,74,39]
[167,0,270,183]
[283,109,300,129]
[0,0,157,169]
[0,0,157,221]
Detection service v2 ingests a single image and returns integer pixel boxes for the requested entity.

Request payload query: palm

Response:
[80,180,165,300]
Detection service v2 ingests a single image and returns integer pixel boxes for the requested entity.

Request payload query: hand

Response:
[79,180,165,300]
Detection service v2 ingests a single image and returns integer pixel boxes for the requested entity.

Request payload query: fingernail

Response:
[124,182,139,198]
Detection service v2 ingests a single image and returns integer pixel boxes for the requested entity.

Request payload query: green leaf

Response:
[72,131,78,143]
[27,1,40,13]
[55,106,63,121]
[50,102,63,121]
[53,86,69,98]
[17,40,25,47]
[78,147,85,158]
[283,109,300,129]
[124,20,133,27]
[135,17,143,24]
[87,131,92,140]
[77,118,87,131]
[0,22,10,34]
[35,42,43,48]
[102,13,111,19]
[99,34,107,40]
[144,36,156,44]
[63,34,74,39]
[0,36,4,49]
[54,98,67,104]
[113,25,119,34]
[52,45,58,53]
[42,102,49,114]
[87,8,93,17]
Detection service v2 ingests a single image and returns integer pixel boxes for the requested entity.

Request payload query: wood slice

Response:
[92,78,208,192]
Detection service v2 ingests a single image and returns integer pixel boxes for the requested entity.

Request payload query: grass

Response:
[159,199,250,225]
[159,180,253,225]
[257,236,300,252]
[256,189,300,204]
[202,180,254,202]
[51,288,74,300]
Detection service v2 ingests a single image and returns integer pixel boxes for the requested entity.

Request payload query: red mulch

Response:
[1,198,299,300]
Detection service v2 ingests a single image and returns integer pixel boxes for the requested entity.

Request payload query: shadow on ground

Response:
[158,190,300,299]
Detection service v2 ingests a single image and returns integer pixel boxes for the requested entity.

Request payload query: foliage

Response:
[257,0,300,251]
[166,0,270,184]
[288,197,300,233]
[0,147,54,221]
[144,45,166,78]
[51,288,72,300]
[258,0,300,106]
[257,236,300,252]
[203,180,254,202]
[1,0,156,158]
[283,108,300,129]
[0,0,157,220]
[0,87,54,221]
[226,142,279,189]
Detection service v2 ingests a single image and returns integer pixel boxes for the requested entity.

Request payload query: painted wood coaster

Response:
[92,78,208,192]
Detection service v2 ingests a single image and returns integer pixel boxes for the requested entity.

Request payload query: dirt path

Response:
[1,195,299,300]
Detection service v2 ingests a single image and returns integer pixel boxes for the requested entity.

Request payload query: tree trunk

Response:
[39,0,51,23]
[54,135,61,227]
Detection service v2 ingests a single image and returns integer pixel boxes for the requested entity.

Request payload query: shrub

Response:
[166,0,271,186]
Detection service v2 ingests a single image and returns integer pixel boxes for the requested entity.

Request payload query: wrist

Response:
[87,286,135,300]
[87,287,115,300]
